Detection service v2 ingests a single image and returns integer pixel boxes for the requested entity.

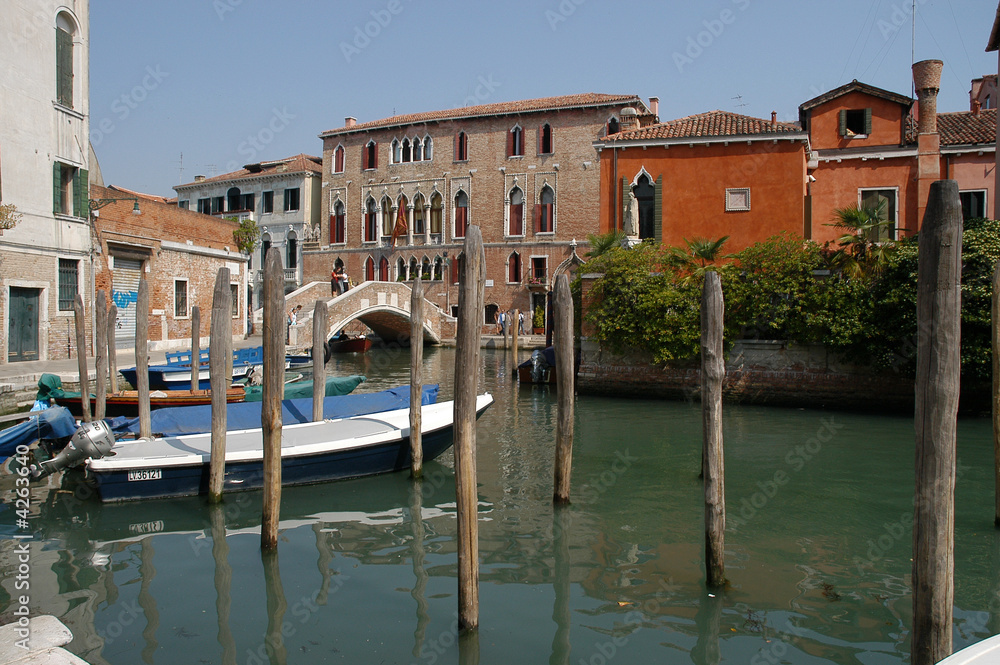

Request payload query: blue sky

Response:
[90,0,998,197]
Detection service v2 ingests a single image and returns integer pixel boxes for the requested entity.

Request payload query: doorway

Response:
[8,287,40,362]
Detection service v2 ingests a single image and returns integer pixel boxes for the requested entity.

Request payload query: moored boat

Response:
[119,346,268,390]
[87,394,493,502]
[326,335,373,354]
[517,347,557,384]
[56,386,246,418]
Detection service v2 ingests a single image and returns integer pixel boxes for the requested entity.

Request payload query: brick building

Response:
[1,0,92,362]
[597,62,996,252]
[305,93,654,331]
[91,184,248,351]
[173,154,323,309]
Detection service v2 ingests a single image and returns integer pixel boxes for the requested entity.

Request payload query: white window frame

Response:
[173,278,189,319]
[725,188,751,212]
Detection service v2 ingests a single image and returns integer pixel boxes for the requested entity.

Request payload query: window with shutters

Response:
[364,198,378,242]
[284,188,300,212]
[413,194,425,234]
[58,259,78,311]
[535,186,554,234]
[634,175,656,239]
[174,279,189,318]
[859,188,897,241]
[508,187,524,236]
[530,256,547,282]
[212,196,224,214]
[242,193,255,211]
[396,257,406,281]
[429,193,442,234]
[507,125,524,157]
[362,140,378,170]
[331,200,346,244]
[455,132,468,162]
[197,198,211,214]
[230,284,239,318]
[378,256,390,281]
[507,252,521,284]
[333,145,345,173]
[178,200,190,210]
[380,196,393,236]
[56,17,74,108]
[606,117,620,136]
[839,108,872,138]
[262,191,274,214]
[53,162,87,217]
[364,256,375,281]
[454,190,469,238]
[539,124,553,154]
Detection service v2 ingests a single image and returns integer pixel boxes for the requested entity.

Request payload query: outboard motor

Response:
[31,420,115,478]
[529,349,546,383]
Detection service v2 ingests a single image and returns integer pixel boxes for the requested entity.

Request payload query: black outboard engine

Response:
[529,349,546,383]
[31,420,115,478]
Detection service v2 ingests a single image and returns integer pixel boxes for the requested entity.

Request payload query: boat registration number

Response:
[127,469,162,482]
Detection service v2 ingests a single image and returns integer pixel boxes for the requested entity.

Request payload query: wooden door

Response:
[8,287,39,362]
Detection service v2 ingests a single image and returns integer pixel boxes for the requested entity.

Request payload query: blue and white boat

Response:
[119,346,270,390]
[86,394,493,502]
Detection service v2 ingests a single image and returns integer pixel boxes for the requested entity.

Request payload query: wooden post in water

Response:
[208,268,232,504]
[190,306,201,392]
[992,261,1000,527]
[701,271,726,588]
[136,278,151,439]
[72,295,92,422]
[511,308,519,366]
[261,250,285,551]
[912,180,962,665]
[454,226,485,632]
[410,275,425,478]
[553,275,575,505]
[312,300,328,422]
[94,290,108,420]
[108,303,118,392]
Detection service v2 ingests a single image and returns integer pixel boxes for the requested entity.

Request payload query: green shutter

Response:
[74,168,88,217]
[620,177,628,231]
[654,175,663,242]
[53,162,62,214]
[56,28,73,107]
[864,108,872,136]
[838,110,847,137]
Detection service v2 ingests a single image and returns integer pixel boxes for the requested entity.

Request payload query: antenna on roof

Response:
[176,152,184,184]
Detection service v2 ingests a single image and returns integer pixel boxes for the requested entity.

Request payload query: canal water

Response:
[0,346,997,664]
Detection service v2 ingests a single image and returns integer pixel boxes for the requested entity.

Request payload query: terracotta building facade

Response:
[304,93,654,331]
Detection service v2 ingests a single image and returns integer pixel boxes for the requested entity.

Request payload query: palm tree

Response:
[584,230,627,259]
[826,200,895,279]
[667,236,730,280]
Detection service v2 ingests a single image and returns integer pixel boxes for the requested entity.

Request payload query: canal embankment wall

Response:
[577,338,989,414]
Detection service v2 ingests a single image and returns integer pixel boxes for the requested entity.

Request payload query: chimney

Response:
[648,97,659,118]
[972,99,982,117]
[194,175,205,182]
[771,111,777,127]
[912,59,943,134]
[345,117,357,128]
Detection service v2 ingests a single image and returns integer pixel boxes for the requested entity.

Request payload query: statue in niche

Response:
[622,190,639,238]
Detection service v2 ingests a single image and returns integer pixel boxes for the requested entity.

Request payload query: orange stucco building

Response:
[597,62,996,253]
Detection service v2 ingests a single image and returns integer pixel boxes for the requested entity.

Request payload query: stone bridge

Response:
[277,280,456,349]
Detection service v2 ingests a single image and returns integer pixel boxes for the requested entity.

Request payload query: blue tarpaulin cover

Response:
[0,406,78,462]
[107,385,439,437]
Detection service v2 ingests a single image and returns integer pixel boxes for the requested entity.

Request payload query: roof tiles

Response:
[605,110,803,142]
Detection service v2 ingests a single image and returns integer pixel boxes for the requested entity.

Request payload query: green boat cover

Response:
[241,375,365,402]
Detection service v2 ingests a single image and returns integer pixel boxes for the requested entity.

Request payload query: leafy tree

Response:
[232,217,261,255]
[826,200,897,279]
[0,203,22,232]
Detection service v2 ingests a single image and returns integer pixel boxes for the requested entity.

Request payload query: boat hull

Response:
[56,387,246,418]
[88,396,491,502]
[327,337,372,354]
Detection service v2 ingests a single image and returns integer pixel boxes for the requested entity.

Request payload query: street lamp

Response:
[89,196,141,215]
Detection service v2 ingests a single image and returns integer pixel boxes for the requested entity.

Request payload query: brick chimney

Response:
[345,117,357,128]
[771,111,777,127]
[913,59,943,227]
[648,97,659,119]
[972,99,982,117]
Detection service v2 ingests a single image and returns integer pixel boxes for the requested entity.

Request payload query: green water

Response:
[1,346,997,664]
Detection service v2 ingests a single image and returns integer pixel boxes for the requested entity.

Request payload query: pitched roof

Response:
[937,109,998,146]
[799,80,913,112]
[176,154,322,189]
[319,93,645,137]
[603,110,803,142]
[988,2,1000,51]
[107,184,173,204]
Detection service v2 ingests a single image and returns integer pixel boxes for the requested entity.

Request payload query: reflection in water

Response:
[210,506,236,665]
[262,551,287,665]
[1,348,998,663]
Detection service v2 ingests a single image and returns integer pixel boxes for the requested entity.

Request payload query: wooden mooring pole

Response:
[94,290,108,420]
[454,226,485,632]
[702,271,726,588]
[190,306,201,392]
[992,261,1000,527]
[208,268,232,504]
[261,250,285,551]
[108,303,118,392]
[553,275,575,505]
[312,300,328,422]
[511,308,519,365]
[73,294,91,423]
[912,180,962,665]
[410,275,425,478]
[136,279,151,439]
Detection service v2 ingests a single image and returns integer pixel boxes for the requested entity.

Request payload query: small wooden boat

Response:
[86,394,493,502]
[326,335,373,354]
[56,387,246,418]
